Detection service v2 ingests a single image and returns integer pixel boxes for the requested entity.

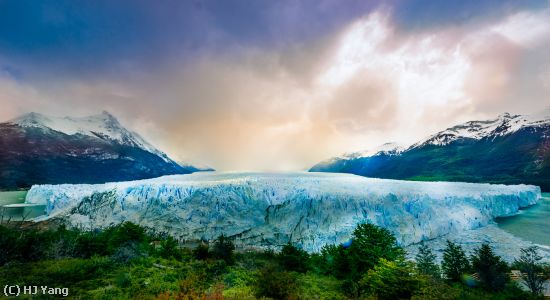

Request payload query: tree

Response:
[359,257,423,300]
[319,244,352,278]
[211,234,235,265]
[441,240,470,282]
[470,243,508,291]
[278,242,310,273]
[193,243,209,260]
[415,243,440,278]
[513,246,547,295]
[348,223,403,278]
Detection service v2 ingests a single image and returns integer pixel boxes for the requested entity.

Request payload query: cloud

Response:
[0,5,549,171]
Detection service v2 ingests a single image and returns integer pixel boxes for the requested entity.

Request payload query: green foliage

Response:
[441,240,470,282]
[348,223,403,280]
[360,257,424,300]
[254,264,298,300]
[159,235,181,259]
[0,222,539,299]
[211,234,235,265]
[223,266,257,295]
[297,273,347,300]
[470,243,509,291]
[278,242,310,273]
[318,244,352,279]
[415,243,440,278]
[513,246,548,296]
[193,242,210,260]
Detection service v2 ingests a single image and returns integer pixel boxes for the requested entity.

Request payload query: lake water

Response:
[0,191,46,221]
[496,193,550,247]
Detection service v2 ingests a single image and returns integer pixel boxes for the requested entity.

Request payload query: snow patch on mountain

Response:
[318,143,407,166]
[9,111,172,162]
[413,108,550,147]
[341,142,407,159]
[26,172,541,252]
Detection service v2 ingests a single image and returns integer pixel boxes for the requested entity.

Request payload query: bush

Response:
[111,242,143,264]
[360,257,424,300]
[278,242,310,273]
[318,244,352,278]
[211,235,235,265]
[159,236,181,259]
[194,243,210,260]
[254,265,298,300]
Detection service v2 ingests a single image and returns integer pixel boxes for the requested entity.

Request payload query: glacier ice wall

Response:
[26,172,541,252]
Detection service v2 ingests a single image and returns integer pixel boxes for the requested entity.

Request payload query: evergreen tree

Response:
[415,243,440,278]
[471,243,508,291]
[513,246,546,295]
[441,240,470,282]
[211,234,235,265]
[278,242,310,273]
[193,243,209,260]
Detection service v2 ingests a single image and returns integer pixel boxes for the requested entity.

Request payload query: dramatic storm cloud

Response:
[0,0,549,170]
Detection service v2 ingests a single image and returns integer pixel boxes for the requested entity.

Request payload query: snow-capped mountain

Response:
[412,109,550,148]
[0,111,204,189]
[311,108,550,190]
[11,111,172,162]
[338,142,406,160]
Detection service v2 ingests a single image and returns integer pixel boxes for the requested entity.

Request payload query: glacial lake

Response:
[0,190,46,221]
[496,192,550,247]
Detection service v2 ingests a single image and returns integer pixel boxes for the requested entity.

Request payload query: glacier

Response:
[25,172,541,252]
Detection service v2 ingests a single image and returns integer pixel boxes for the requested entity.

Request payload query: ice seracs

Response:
[26,172,541,252]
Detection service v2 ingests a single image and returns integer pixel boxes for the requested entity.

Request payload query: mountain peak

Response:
[9,110,152,149]
[97,110,117,120]
[412,108,550,148]
[10,111,50,125]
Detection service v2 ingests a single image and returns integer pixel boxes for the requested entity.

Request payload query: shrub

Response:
[111,242,143,264]
[359,257,424,300]
[278,242,310,273]
[254,265,298,300]
[194,243,210,260]
[159,236,180,259]
[211,235,235,265]
[318,244,352,279]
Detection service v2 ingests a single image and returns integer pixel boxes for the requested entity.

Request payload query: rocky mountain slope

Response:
[311,109,550,190]
[0,111,202,189]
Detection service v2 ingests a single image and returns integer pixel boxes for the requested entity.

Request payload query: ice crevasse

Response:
[25,172,541,252]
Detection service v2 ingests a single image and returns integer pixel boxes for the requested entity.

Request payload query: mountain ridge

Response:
[0,111,205,190]
[310,108,550,191]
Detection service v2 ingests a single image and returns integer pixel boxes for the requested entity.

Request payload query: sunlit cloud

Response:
[0,3,549,170]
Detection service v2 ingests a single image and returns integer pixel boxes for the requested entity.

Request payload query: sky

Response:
[1,0,549,171]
